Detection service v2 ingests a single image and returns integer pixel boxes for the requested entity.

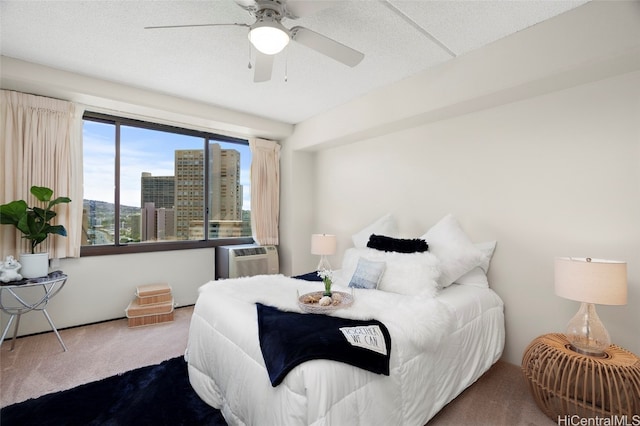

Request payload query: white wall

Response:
[1,249,216,336]
[280,1,640,365]
[0,57,293,141]
[311,71,640,364]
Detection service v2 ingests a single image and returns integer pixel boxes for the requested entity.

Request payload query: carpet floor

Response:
[1,306,555,425]
[1,306,195,407]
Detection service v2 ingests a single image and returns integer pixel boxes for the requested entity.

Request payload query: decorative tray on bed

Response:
[298,291,354,314]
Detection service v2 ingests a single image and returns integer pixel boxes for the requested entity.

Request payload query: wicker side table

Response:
[522,333,640,420]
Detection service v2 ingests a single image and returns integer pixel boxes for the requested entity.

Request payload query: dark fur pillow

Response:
[367,234,428,253]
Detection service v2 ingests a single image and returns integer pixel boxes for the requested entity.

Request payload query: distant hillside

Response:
[83,200,139,215]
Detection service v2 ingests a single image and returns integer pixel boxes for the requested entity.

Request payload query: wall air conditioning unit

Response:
[215,244,279,279]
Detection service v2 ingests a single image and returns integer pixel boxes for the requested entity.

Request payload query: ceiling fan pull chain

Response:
[284,49,288,82]
[248,38,253,70]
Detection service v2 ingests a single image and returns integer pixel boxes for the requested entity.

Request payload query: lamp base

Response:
[316,255,331,272]
[567,344,609,358]
[565,302,611,357]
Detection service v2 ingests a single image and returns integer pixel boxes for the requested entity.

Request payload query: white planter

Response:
[19,253,49,279]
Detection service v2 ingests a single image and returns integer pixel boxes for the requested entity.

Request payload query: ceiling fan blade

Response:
[290,26,364,67]
[144,23,248,30]
[254,51,274,83]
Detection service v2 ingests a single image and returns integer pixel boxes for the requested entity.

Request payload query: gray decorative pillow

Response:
[349,257,386,290]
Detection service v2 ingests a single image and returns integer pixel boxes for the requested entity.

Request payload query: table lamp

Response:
[311,234,336,271]
[554,257,627,357]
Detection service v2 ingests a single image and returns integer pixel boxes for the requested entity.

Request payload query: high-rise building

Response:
[216,149,242,221]
[141,172,175,209]
[156,207,176,241]
[175,149,204,240]
[140,202,177,242]
[175,143,242,240]
[141,202,156,241]
[140,173,177,241]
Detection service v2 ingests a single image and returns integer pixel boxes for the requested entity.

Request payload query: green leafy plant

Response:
[0,186,71,254]
[318,269,334,296]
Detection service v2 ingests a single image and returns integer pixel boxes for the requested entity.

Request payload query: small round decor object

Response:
[521,333,640,420]
[298,291,353,314]
[318,296,332,306]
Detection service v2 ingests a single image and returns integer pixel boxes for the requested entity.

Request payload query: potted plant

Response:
[318,269,334,297]
[0,186,71,278]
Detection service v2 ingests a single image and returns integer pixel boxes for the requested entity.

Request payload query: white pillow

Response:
[455,241,497,288]
[477,240,497,273]
[339,248,440,297]
[454,267,488,288]
[351,213,398,248]
[421,214,483,288]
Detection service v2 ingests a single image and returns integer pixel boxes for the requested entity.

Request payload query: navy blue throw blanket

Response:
[256,303,391,386]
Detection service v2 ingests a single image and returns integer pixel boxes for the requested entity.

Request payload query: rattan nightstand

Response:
[522,333,640,420]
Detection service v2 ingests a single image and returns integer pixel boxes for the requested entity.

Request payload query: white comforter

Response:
[187,275,503,426]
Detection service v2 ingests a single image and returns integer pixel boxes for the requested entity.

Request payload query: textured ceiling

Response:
[0,0,589,124]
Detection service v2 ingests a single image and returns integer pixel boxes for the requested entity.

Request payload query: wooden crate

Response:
[126,297,174,328]
[135,283,172,305]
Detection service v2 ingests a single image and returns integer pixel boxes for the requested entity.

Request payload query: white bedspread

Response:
[187,275,504,426]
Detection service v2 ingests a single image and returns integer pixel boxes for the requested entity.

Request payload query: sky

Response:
[83,120,252,209]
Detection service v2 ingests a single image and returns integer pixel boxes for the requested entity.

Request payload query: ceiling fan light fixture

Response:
[249,20,290,55]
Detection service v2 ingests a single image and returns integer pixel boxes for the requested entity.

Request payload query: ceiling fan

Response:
[145,0,365,83]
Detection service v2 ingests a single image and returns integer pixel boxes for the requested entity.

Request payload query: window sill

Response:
[80,237,255,257]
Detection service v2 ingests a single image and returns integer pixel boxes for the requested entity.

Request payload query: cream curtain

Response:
[249,138,280,246]
[1,90,84,259]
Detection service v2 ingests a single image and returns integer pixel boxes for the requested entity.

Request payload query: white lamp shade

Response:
[554,257,627,305]
[248,21,290,55]
[311,234,337,256]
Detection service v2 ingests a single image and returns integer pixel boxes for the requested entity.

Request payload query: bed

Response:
[186,271,504,425]
[187,215,505,425]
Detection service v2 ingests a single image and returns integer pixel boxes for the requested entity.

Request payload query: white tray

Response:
[298,291,353,314]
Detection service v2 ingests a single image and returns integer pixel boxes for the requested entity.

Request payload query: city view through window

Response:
[82,117,252,247]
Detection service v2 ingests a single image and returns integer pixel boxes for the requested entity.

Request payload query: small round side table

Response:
[0,272,68,352]
[522,333,640,420]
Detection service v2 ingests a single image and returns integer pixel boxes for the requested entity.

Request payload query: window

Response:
[81,112,253,255]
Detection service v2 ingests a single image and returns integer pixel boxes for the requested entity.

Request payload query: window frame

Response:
[80,112,254,257]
